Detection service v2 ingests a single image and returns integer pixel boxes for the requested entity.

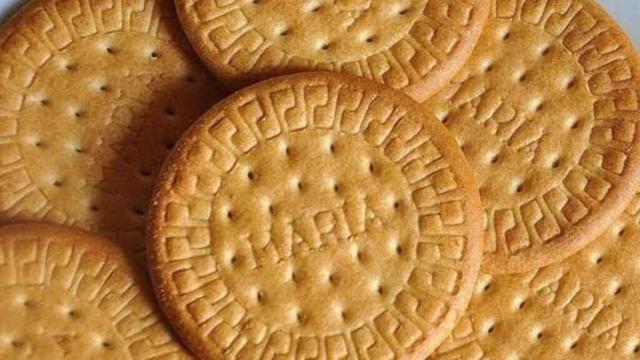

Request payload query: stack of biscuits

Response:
[0,0,638,359]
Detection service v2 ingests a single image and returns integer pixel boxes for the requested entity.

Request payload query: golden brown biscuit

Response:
[424,0,640,274]
[175,0,490,101]
[0,223,191,359]
[0,0,220,255]
[147,72,484,359]
[430,193,640,360]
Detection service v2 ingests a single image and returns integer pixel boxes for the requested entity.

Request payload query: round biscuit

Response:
[423,0,640,274]
[147,72,484,359]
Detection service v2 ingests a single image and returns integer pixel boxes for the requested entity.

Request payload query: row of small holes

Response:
[6,300,114,349]
[498,27,553,55]
[480,318,625,354]
[4,338,110,349]
[55,45,173,108]
[515,72,578,92]
[33,141,168,181]
[277,33,379,49]
[259,1,413,50]
[47,178,147,215]
[252,0,412,15]
[65,58,195,85]
[29,136,171,175]
[241,141,383,194]
[102,45,160,60]
[457,135,566,167]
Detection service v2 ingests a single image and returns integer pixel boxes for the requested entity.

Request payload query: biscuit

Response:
[147,72,484,359]
[174,0,490,101]
[0,223,191,359]
[423,0,640,274]
[0,0,220,255]
[430,192,640,360]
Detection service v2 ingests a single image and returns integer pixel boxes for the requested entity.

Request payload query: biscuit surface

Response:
[175,0,490,101]
[430,192,640,360]
[0,0,220,255]
[0,223,191,359]
[147,72,484,359]
[424,0,640,274]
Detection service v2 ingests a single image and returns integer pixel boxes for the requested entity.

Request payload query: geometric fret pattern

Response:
[0,0,219,256]
[424,0,640,274]
[147,73,483,359]
[175,0,490,100]
[430,192,640,359]
[0,223,191,359]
